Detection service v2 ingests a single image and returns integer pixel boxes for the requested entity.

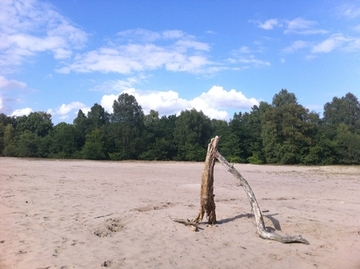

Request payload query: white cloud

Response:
[338,4,360,19]
[230,46,270,68]
[283,40,310,53]
[117,28,162,42]
[101,89,190,116]
[312,34,348,53]
[283,34,360,55]
[117,29,187,42]
[0,76,28,114]
[237,56,270,67]
[11,107,33,117]
[345,37,360,51]
[0,0,87,71]
[100,86,259,121]
[0,76,27,89]
[58,39,214,74]
[190,86,259,119]
[91,76,145,93]
[256,19,282,30]
[48,101,89,120]
[285,17,328,35]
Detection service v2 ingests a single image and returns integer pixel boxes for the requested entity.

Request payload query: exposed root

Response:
[170,217,198,232]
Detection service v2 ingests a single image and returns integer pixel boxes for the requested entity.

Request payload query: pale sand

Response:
[1,157,359,269]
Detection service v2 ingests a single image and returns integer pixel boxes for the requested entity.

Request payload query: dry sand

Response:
[0,157,359,269]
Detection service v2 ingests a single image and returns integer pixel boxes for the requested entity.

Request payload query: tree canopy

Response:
[1,90,360,165]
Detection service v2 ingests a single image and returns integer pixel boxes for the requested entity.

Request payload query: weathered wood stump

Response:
[193,136,220,225]
[172,136,310,245]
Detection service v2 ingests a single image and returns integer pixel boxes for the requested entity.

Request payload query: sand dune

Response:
[1,158,359,268]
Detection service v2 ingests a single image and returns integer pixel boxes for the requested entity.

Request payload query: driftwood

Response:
[213,148,309,245]
[172,135,309,245]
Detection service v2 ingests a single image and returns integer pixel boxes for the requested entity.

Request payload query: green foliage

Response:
[110,93,145,159]
[2,91,360,165]
[48,123,80,158]
[16,131,41,157]
[334,124,360,164]
[82,129,108,160]
[247,154,263,164]
[173,109,212,161]
[16,112,53,137]
[323,92,360,128]
[261,93,317,164]
[228,156,243,163]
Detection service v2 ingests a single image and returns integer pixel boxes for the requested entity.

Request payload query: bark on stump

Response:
[193,136,220,225]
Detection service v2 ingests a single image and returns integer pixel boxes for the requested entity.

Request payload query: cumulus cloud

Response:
[11,107,33,117]
[285,17,328,35]
[100,86,259,121]
[101,89,190,116]
[48,101,89,120]
[0,0,87,71]
[190,86,259,119]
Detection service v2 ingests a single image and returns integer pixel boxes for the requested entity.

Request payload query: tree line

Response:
[1,89,360,165]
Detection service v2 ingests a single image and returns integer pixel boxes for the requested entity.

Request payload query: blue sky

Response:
[1,0,360,124]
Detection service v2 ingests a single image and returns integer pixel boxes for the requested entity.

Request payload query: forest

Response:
[1,89,360,165]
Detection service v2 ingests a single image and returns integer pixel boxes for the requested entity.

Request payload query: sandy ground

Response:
[0,157,359,269]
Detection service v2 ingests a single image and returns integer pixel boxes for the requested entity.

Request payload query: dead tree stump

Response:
[193,136,220,225]
[172,135,309,245]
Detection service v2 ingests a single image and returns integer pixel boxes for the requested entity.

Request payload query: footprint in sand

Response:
[93,217,123,237]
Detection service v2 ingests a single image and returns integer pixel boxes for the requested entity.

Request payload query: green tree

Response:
[16,112,53,137]
[82,129,108,160]
[261,90,317,164]
[87,103,109,132]
[0,113,16,151]
[210,118,232,159]
[323,92,360,129]
[16,131,41,157]
[2,124,17,156]
[109,93,145,159]
[48,123,81,158]
[334,123,360,164]
[246,103,270,164]
[73,109,89,150]
[173,109,212,161]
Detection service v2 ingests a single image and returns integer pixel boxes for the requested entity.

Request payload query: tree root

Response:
[170,217,198,232]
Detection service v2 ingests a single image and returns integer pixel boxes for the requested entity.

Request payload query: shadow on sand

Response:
[216,212,282,232]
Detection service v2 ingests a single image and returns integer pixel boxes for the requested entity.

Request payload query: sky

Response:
[1,0,360,124]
